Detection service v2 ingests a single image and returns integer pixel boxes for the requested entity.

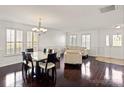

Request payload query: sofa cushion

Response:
[66,49,81,53]
[65,46,88,56]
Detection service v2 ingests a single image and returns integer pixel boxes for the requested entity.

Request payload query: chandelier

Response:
[32,18,47,33]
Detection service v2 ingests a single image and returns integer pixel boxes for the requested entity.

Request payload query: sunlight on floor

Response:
[5,71,22,87]
[112,69,123,84]
[5,72,15,87]
[81,61,91,78]
[104,67,110,80]
[104,67,123,84]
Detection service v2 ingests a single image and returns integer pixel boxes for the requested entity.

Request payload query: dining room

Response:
[0,4,124,88]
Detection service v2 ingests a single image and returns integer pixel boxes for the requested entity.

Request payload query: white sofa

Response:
[66,46,88,56]
[64,46,88,64]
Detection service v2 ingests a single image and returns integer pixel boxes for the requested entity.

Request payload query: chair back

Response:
[26,48,34,52]
[48,49,53,54]
[26,53,34,67]
[43,48,47,53]
[47,53,57,63]
[26,53,33,61]
[22,52,26,61]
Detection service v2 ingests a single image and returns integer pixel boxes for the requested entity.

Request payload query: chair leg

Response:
[52,68,54,77]
[54,68,57,84]
[31,68,34,80]
[22,63,26,82]
[52,67,57,84]
[45,69,49,76]
[52,67,56,78]
[22,63,28,83]
[47,69,49,76]
[41,69,44,75]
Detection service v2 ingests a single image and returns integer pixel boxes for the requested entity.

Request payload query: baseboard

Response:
[0,61,21,68]
[95,56,124,60]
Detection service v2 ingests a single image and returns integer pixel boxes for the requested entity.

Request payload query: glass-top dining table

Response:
[27,51,49,78]
[32,51,48,62]
[28,51,56,78]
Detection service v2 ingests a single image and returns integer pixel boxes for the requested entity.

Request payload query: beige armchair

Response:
[64,49,82,64]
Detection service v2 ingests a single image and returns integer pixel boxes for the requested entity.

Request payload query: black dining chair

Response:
[22,52,28,81]
[43,48,47,53]
[22,52,36,81]
[26,53,36,78]
[48,49,53,54]
[26,48,34,52]
[22,52,26,61]
[39,53,57,78]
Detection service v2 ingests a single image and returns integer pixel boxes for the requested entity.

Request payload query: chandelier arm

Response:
[32,18,47,32]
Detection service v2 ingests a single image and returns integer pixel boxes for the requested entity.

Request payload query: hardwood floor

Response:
[0,56,124,87]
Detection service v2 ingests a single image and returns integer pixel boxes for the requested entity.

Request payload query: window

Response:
[106,35,109,46]
[6,29,23,55]
[16,30,23,54]
[112,35,122,46]
[6,29,15,55]
[69,35,77,46]
[27,32,38,51]
[32,32,38,50]
[81,34,90,49]
[27,32,33,48]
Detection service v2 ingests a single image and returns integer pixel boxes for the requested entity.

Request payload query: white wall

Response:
[38,30,66,50]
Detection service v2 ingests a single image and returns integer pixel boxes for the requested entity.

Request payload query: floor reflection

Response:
[22,69,56,87]
[5,71,22,87]
[112,69,123,84]
[104,67,110,80]
[81,61,91,78]
[64,64,81,81]
[5,73,15,87]
[104,66,123,85]
[1,56,124,87]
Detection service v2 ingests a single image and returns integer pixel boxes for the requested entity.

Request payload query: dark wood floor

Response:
[0,56,124,87]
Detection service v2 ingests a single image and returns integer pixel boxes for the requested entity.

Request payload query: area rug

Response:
[95,56,124,66]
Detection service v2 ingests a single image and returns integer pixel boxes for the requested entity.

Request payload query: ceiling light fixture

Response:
[32,18,47,33]
[115,25,121,29]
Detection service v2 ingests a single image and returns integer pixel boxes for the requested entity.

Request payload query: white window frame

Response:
[69,34,77,46]
[81,34,91,50]
[106,35,110,46]
[27,31,33,48]
[15,30,23,54]
[26,31,38,51]
[32,32,38,51]
[112,34,122,47]
[6,28,23,55]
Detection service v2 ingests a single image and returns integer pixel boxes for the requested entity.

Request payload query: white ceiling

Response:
[0,5,123,31]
